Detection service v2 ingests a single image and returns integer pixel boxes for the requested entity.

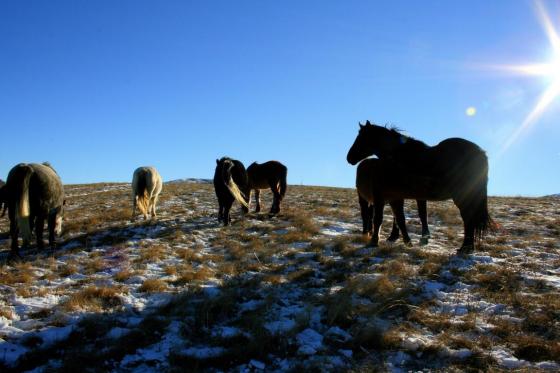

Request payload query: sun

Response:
[493,0,560,154]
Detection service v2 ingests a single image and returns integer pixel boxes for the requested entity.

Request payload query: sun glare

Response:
[494,0,560,155]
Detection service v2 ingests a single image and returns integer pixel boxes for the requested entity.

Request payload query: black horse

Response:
[247,161,288,214]
[213,157,250,226]
[347,121,493,253]
[356,158,430,246]
[5,163,65,257]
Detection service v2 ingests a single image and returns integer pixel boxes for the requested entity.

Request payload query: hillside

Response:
[0,182,559,372]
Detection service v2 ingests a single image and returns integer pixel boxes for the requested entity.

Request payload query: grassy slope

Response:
[0,182,559,372]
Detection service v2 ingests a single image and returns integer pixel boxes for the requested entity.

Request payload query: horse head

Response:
[347,120,404,165]
[347,120,379,165]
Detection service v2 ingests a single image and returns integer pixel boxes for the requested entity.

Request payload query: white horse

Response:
[131,166,163,220]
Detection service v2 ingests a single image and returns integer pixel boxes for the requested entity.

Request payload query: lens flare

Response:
[492,0,560,155]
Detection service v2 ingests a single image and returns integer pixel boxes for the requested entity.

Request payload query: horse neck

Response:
[378,130,429,160]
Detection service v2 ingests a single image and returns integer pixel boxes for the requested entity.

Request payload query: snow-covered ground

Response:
[0,183,558,371]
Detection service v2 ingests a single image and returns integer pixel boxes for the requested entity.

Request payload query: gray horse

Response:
[5,163,65,256]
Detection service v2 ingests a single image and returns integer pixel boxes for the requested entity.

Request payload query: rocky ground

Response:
[0,181,558,372]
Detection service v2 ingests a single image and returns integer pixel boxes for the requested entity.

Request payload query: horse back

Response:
[247,161,287,189]
[29,163,64,214]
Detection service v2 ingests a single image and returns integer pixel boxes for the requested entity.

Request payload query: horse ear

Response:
[359,122,364,128]
[216,159,219,165]
[365,120,371,126]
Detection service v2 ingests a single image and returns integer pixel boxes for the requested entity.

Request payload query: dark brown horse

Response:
[213,157,250,226]
[4,163,65,257]
[247,161,287,214]
[347,121,493,253]
[357,158,430,246]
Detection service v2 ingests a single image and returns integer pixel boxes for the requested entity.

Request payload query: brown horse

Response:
[247,161,287,214]
[347,121,493,253]
[357,158,430,246]
[214,157,250,226]
[4,163,65,257]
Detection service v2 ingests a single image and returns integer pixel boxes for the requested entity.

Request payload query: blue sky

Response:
[1,0,559,196]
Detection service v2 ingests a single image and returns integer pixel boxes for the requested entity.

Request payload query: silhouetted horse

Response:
[214,157,250,226]
[347,121,493,253]
[132,166,163,221]
[5,163,65,257]
[247,161,288,214]
[356,158,430,246]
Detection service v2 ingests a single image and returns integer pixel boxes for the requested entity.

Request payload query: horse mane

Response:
[383,124,429,151]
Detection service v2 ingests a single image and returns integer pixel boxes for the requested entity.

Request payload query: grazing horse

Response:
[131,166,163,220]
[247,161,288,214]
[213,157,250,226]
[5,163,65,256]
[347,120,493,253]
[356,158,430,246]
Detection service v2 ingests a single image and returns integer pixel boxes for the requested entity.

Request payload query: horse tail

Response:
[279,166,288,200]
[134,170,150,216]
[14,165,34,243]
[471,153,495,243]
[222,160,249,209]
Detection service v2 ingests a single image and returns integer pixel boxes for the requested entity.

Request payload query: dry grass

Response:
[138,244,167,262]
[113,269,133,282]
[138,278,168,293]
[174,266,214,285]
[60,286,125,312]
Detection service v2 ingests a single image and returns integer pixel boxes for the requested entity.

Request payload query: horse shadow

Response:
[0,215,221,264]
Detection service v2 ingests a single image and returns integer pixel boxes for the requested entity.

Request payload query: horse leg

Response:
[47,213,57,249]
[417,199,430,245]
[358,195,371,235]
[217,200,224,222]
[455,200,475,254]
[270,182,281,214]
[371,200,384,247]
[35,215,45,250]
[131,196,137,222]
[254,189,261,213]
[9,213,20,255]
[367,203,373,234]
[224,200,233,226]
[387,217,400,242]
[151,195,159,219]
[390,200,411,246]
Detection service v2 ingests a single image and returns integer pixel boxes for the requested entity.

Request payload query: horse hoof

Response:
[404,240,413,247]
[420,237,429,246]
[8,251,22,262]
[457,245,474,255]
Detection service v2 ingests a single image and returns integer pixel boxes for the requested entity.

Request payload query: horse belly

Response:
[251,180,270,190]
[385,175,451,201]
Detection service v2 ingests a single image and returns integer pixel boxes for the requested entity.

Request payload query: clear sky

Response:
[1,0,559,196]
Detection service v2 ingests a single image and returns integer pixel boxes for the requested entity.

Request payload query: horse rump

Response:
[132,168,150,216]
[222,159,249,209]
[8,164,34,244]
